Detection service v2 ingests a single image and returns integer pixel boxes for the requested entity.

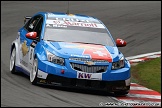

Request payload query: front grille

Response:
[70,63,108,73]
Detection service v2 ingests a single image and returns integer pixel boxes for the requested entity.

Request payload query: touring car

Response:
[10,12,131,95]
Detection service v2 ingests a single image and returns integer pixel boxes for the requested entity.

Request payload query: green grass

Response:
[131,57,161,93]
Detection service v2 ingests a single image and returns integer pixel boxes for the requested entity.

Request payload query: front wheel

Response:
[30,58,38,85]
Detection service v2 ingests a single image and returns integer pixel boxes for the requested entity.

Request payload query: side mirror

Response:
[116,38,126,47]
[26,32,37,39]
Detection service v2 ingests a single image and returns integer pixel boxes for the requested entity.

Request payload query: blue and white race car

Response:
[10,12,131,95]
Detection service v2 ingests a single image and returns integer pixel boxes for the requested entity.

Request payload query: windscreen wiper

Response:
[46,40,64,42]
[72,42,105,46]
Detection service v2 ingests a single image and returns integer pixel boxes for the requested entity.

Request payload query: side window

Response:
[25,15,41,32]
[34,17,43,40]
[24,18,32,30]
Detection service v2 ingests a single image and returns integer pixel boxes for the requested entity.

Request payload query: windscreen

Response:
[44,17,115,46]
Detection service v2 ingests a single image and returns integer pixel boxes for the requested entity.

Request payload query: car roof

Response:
[35,12,102,23]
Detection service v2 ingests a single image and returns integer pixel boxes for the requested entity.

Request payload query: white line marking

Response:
[130,86,153,91]
[127,94,161,99]
[126,51,161,60]
[146,55,161,58]
[131,83,138,84]
[129,59,145,62]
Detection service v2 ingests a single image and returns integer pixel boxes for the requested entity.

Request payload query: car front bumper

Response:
[36,58,131,92]
[37,73,130,93]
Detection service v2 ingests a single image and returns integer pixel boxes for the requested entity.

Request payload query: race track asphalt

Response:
[1,1,161,107]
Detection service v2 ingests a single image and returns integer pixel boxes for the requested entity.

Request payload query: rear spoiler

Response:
[24,16,31,24]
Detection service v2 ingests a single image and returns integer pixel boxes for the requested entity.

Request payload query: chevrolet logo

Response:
[85,61,95,66]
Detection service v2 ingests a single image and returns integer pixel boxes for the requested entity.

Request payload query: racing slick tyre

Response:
[30,58,38,85]
[10,47,17,74]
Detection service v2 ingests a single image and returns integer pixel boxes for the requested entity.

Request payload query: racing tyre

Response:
[10,47,16,74]
[30,58,38,85]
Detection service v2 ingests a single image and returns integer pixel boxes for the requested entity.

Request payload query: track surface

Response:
[1,1,161,107]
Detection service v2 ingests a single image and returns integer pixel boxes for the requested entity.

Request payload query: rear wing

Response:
[24,16,31,24]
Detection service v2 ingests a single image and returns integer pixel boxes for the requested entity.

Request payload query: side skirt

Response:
[15,66,30,76]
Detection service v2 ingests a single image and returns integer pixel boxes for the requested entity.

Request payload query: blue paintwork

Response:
[15,66,30,76]
[14,12,130,82]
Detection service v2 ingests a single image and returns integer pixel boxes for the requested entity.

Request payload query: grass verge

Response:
[130,57,161,93]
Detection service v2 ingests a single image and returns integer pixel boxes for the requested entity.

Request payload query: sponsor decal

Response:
[78,72,92,79]
[20,59,28,67]
[47,13,99,23]
[65,43,112,62]
[21,40,28,56]
[39,79,46,83]
[46,19,105,28]
[70,54,89,58]
[82,45,112,62]
[77,71,102,80]
[54,17,91,23]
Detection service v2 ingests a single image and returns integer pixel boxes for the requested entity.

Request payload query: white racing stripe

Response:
[127,94,161,99]
[130,86,153,91]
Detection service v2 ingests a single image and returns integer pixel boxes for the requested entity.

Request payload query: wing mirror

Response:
[116,38,126,47]
[26,32,37,39]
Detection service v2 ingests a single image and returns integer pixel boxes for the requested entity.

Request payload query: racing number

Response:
[29,46,34,65]
[29,41,37,72]
[30,48,33,60]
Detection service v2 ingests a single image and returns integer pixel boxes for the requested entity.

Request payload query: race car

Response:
[10,12,131,95]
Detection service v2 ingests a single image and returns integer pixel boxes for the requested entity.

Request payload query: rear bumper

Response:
[37,74,130,93]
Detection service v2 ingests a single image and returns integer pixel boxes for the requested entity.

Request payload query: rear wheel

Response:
[30,58,38,85]
[10,47,16,74]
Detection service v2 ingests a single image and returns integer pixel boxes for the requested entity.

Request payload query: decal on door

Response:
[21,40,29,56]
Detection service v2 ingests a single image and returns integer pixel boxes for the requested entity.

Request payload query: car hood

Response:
[44,41,121,62]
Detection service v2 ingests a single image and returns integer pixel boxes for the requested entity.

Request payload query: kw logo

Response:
[78,73,92,79]
[22,41,28,56]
